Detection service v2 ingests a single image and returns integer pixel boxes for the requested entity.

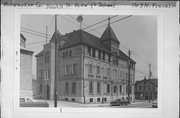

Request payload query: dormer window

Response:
[98,50,101,60]
[92,48,96,58]
[102,52,105,60]
[88,46,91,56]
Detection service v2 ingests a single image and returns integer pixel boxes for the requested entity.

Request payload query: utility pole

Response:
[54,15,58,107]
[44,26,48,101]
[149,64,152,79]
[148,64,152,102]
[128,50,131,102]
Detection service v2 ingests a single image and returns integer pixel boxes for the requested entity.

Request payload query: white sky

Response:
[21,15,157,81]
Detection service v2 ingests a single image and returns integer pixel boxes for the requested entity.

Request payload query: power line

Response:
[67,15,102,36]
[21,30,52,40]
[21,15,120,46]
[60,15,79,27]
[27,44,44,49]
[26,40,49,46]
[110,15,132,24]
[87,15,131,32]
[21,27,52,37]
[135,68,149,76]
[120,44,157,69]
[83,15,118,30]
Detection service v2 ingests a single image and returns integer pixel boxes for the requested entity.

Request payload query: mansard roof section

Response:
[50,30,63,42]
[59,29,111,53]
[100,25,120,44]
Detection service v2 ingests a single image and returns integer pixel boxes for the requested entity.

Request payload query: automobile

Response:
[20,97,49,107]
[110,99,130,106]
[152,99,158,108]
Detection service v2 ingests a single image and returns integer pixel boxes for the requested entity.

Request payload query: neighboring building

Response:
[36,23,136,103]
[20,34,34,98]
[135,77,158,100]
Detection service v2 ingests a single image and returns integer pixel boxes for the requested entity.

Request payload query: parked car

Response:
[152,99,157,108]
[20,97,49,107]
[110,99,130,106]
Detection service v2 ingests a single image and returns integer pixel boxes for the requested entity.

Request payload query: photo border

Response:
[1,4,179,118]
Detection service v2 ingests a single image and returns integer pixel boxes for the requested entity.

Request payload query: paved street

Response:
[35,99,154,108]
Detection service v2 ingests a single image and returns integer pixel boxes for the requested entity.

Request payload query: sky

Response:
[21,15,157,81]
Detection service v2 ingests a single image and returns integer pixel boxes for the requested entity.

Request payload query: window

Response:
[72,82,76,94]
[89,82,93,94]
[114,86,117,93]
[47,52,50,62]
[65,83,69,94]
[88,47,91,56]
[97,98,100,102]
[65,64,72,75]
[123,73,126,80]
[102,52,105,60]
[45,70,50,80]
[143,86,146,90]
[92,48,96,58]
[89,98,93,102]
[69,50,72,57]
[113,69,117,78]
[112,59,116,65]
[72,98,75,102]
[45,52,50,63]
[88,64,93,74]
[135,86,137,91]
[107,68,110,76]
[139,86,142,91]
[44,52,46,63]
[65,51,68,58]
[97,66,100,75]
[108,54,111,62]
[40,84,42,93]
[97,82,100,94]
[63,52,65,57]
[98,50,101,59]
[119,85,122,93]
[120,71,122,78]
[126,85,128,93]
[72,64,77,74]
[107,84,110,93]
[40,70,43,78]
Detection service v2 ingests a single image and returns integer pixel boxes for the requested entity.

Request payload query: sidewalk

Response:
[35,99,151,108]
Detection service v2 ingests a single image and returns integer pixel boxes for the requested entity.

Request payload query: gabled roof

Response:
[100,25,120,44]
[135,78,158,87]
[59,29,111,53]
